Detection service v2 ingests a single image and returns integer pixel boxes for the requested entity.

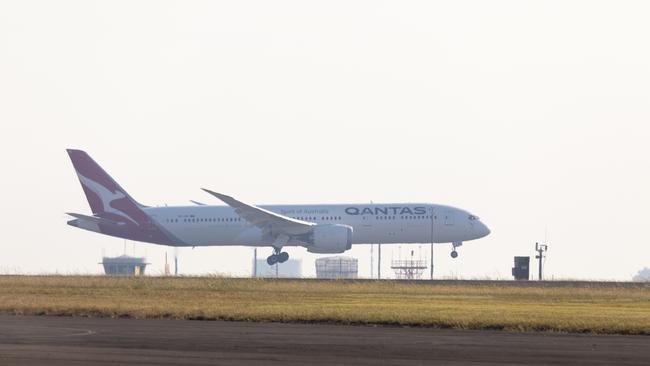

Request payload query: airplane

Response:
[66,149,490,265]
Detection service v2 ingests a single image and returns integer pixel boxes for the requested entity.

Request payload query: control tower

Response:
[100,255,149,276]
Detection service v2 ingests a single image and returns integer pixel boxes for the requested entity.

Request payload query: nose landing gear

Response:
[450,241,462,259]
[266,247,290,265]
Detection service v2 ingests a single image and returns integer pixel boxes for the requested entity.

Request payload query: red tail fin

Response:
[67,149,147,226]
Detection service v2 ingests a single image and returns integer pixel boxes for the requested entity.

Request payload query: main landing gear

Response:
[267,247,289,265]
[451,241,462,259]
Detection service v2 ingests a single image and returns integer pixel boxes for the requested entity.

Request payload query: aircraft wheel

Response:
[267,255,278,266]
[278,252,289,263]
[450,250,458,259]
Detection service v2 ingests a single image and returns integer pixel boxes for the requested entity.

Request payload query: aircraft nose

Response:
[478,222,491,238]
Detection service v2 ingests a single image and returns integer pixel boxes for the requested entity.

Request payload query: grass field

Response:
[1,276,648,335]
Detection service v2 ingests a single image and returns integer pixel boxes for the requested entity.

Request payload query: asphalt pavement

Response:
[0,315,648,365]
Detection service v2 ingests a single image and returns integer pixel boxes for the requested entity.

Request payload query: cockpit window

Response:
[469,215,479,221]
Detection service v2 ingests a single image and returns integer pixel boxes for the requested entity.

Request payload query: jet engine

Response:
[307,224,353,254]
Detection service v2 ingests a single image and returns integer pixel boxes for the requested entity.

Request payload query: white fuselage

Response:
[65,149,491,257]
[145,203,490,247]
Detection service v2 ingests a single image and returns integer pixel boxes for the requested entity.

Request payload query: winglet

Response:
[201,189,237,206]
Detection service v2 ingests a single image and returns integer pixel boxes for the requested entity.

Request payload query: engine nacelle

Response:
[307,224,353,254]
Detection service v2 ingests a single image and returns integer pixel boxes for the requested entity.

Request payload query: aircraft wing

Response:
[201,189,315,236]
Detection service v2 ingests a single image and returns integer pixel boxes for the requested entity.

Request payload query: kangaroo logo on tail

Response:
[76,173,139,225]
[67,149,146,226]
[67,149,185,246]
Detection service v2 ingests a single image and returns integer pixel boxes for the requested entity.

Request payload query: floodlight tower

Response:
[535,242,548,281]
[370,244,374,279]
[429,208,435,280]
[378,244,382,280]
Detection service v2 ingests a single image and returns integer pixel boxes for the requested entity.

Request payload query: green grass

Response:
[0,276,648,335]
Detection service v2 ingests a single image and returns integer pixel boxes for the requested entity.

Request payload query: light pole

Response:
[535,242,548,281]
[430,207,435,280]
[378,244,381,280]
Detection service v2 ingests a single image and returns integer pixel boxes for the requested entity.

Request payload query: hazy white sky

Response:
[1,1,649,280]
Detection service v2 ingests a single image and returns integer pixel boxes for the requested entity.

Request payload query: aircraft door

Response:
[444,210,455,226]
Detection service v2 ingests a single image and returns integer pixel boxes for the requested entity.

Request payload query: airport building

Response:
[100,255,149,276]
[315,256,358,279]
[512,256,530,280]
[253,258,302,278]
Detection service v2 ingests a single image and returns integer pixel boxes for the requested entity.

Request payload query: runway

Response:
[0,315,648,365]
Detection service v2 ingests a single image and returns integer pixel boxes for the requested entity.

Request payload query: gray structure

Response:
[512,256,530,280]
[315,256,358,279]
[390,248,427,280]
[390,259,427,280]
[253,258,302,278]
[100,255,149,276]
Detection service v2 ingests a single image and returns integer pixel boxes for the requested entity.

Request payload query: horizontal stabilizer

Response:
[66,212,125,226]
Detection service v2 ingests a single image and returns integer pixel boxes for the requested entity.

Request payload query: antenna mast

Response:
[535,242,548,281]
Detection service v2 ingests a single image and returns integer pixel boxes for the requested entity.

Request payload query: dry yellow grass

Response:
[0,276,648,335]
